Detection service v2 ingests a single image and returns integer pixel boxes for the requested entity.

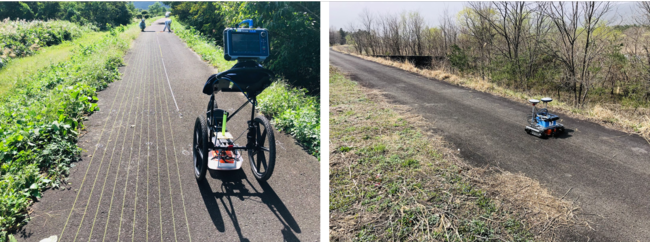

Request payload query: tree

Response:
[148,2,163,16]
[339,28,347,45]
[330,27,341,46]
[544,1,613,107]
[634,2,650,102]
[141,10,150,19]
[0,2,133,30]
[0,2,35,20]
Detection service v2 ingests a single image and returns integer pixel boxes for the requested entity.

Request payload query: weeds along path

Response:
[331,49,650,241]
[15,20,319,242]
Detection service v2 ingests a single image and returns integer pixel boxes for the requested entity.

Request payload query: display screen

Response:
[231,33,260,53]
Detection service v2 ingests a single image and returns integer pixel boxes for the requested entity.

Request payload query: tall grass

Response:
[0,19,96,69]
[0,23,138,241]
[0,32,107,97]
[171,18,320,157]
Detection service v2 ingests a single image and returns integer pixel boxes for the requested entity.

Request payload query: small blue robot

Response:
[525,97,565,138]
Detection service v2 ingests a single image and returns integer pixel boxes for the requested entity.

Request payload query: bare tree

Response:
[635,2,650,102]
[544,1,612,107]
[440,8,458,55]
[329,26,341,46]
[469,1,530,87]
[386,13,401,55]
[360,8,377,55]
[462,3,494,79]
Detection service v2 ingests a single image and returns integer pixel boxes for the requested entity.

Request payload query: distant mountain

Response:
[132,1,169,10]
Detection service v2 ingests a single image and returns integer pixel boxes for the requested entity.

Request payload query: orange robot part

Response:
[211,150,235,164]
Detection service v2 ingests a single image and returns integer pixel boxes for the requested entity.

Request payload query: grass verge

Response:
[0,23,140,241]
[331,46,650,143]
[171,18,320,157]
[0,19,96,69]
[0,32,107,97]
[329,66,582,241]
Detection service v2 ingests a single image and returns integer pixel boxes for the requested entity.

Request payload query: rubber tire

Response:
[193,116,209,181]
[248,116,276,181]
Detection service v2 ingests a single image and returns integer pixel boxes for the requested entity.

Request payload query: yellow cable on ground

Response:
[157,30,192,242]
[59,40,140,241]
[101,38,149,242]
[87,37,148,240]
[155,38,178,242]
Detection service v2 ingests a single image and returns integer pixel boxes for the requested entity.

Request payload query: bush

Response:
[448,44,469,73]
[0,19,96,69]
[258,82,320,156]
[0,21,132,240]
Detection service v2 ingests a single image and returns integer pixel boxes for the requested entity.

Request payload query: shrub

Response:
[448,44,469,73]
[258,81,320,156]
[0,19,96,69]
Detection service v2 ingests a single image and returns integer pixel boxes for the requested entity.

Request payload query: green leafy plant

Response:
[0,20,136,240]
[0,19,96,69]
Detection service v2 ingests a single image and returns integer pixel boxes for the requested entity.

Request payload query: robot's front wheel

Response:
[248,116,276,181]
[193,116,209,181]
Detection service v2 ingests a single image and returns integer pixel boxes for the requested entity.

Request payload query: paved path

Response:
[331,50,650,241]
[15,20,319,242]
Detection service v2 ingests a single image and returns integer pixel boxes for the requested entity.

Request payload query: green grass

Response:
[329,66,535,241]
[0,19,96,69]
[0,23,139,241]
[170,17,320,157]
[170,18,233,71]
[0,32,107,96]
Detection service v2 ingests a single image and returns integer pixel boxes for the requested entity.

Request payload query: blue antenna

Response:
[239,19,253,28]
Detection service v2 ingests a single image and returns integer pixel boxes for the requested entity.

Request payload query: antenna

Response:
[239,19,253,28]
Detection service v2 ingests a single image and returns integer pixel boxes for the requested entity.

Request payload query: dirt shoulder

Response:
[329,66,586,241]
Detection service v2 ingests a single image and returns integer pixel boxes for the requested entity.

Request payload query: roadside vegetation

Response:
[0,21,140,241]
[331,1,650,141]
[330,66,581,241]
[0,19,95,69]
[169,4,320,157]
[0,2,137,30]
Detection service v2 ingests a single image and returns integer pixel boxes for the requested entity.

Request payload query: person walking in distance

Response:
[163,12,172,32]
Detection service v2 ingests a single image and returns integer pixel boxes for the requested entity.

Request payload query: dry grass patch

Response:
[329,66,583,241]
[331,47,650,143]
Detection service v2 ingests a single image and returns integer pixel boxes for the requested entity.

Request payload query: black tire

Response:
[193,116,209,181]
[248,116,276,181]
